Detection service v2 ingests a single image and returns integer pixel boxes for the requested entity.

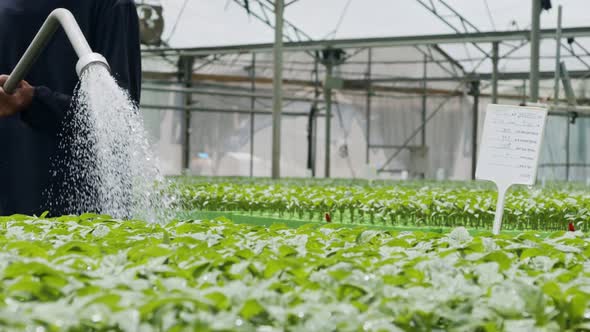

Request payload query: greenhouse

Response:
[3,0,590,331]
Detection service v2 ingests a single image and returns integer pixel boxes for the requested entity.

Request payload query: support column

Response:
[271,0,284,179]
[366,48,372,164]
[319,48,344,178]
[554,5,563,104]
[529,0,541,102]
[180,55,195,172]
[566,118,570,181]
[324,62,333,178]
[492,41,499,104]
[309,52,321,177]
[471,80,480,180]
[249,53,256,177]
[421,54,427,146]
[554,6,567,181]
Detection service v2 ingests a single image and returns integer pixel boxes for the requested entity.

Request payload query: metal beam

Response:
[530,0,541,102]
[432,44,465,74]
[140,102,590,118]
[142,27,590,57]
[421,54,427,145]
[414,0,490,59]
[414,45,457,77]
[365,48,372,164]
[232,0,312,43]
[143,74,590,105]
[324,62,333,178]
[560,62,578,106]
[369,144,426,149]
[140,104,318,117]
[539,163,590,167]
[554,5,563,105]
[272,0,284,179]
[343,69,590,83]
[491,42,499,103]
[179,56,195,172]
[307,51,321,177]
[250,53,256,177]
[561,41,590,72]
[142,85,322,103]
[471,81,480,180]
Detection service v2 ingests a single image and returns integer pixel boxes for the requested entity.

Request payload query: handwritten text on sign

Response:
[476,104,547,235]
[476,104,547,186]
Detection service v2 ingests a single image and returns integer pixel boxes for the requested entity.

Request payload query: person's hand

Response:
[0,75,34,118]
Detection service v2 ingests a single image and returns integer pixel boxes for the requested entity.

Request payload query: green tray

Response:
[180,210,553,237]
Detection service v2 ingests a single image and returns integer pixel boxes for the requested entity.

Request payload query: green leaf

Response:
[385,238,411,248]
[235,248,255,259]
[205,292,230,311]
[4,262,64,280]
[542,281,563,301]
[140,297,207,321]
[264,260,284,278]
[479,251,511,271]
[240,299,266,320]
[520,248,547,260]
[6,241,49,259]
[568,291,590,321]
[77,285,103,297]
[7,276,43,301]
[464,238,485,253]
[278,245,298,257]
[382,274,408,286]
[127,244,172,263]
[328,269,352,281]
[89,294,123,311]
[403,268,425,283]
[337,283,367,301]
[192,262,212,278]
[54,241,101,257]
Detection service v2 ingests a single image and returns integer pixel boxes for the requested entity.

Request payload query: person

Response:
[0,0,142,216]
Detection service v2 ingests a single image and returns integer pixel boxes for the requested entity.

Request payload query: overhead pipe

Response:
[3,8,110,94]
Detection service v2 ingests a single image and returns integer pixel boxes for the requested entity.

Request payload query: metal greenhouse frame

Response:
[140,5,590,181]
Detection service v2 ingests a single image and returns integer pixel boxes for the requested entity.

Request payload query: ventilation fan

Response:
[136,1,165,46]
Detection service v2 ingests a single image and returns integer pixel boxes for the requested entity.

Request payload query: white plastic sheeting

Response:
[141,45,590,181]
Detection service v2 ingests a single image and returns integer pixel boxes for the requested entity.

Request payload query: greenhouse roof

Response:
[147,0,590,74]
[157,0,587,47]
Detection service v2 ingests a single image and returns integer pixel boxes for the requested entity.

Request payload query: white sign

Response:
[476,104,548,235]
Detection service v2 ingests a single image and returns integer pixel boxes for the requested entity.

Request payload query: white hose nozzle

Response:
[76,53,111,76]
[3,9,110,94]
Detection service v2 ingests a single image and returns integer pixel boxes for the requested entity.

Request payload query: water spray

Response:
[1,8,168,221]
[3,8,110,94]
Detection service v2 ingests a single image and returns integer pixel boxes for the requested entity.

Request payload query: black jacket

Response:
[0,0,141,216]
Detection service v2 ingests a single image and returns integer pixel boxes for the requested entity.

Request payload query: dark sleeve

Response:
[20,86,72,135]
[20,1,141,134]
[94,1,142,105]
